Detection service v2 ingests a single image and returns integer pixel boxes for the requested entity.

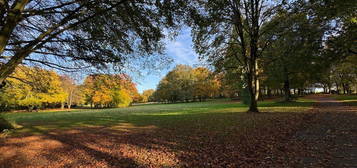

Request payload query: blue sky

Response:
[135,28,200,93]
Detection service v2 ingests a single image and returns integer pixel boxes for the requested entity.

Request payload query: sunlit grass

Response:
[1,98,315,135]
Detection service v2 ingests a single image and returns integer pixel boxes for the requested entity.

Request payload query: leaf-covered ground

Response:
[0,95,356,167]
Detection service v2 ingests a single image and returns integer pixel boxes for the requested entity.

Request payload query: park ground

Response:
[0,94,356,167]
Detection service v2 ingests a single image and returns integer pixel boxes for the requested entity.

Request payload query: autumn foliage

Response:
[0,66,66,111]
[154,65,221,102]
[0,66,140,111]
[82,74,139,108]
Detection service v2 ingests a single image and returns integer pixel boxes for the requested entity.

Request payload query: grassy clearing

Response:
[332,94,357,106]
[0,98,319,167]
[1,98,314,135]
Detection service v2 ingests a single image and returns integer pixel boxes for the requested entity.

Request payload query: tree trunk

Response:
[27,106,33,112]
[61,102,65,109]
[0,1,29,55]
[335,82,340,94]
[0,1,30,88]
[267,87,272,98]
[283,67,291,101]
[68,90,73,109]
[247,59,259,113]
[284,80,291,101]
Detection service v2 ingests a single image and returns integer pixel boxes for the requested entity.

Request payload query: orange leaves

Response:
[82,74,138,107]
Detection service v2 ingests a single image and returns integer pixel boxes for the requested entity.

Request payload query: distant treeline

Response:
[1,61,356,112]
[151,63,357,103]
[0,66,145,112]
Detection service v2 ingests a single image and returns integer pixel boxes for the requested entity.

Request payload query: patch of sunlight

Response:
[9,121,23,129]
[343,99,357,102]
[149,112,187,116]
[110,123,157,132]
[210,108,247,113]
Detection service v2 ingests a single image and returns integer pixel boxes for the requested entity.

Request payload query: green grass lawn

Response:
[1,98,315,136]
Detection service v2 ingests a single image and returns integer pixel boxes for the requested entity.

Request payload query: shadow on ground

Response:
[1,97,356,167]
[1,111,315,167]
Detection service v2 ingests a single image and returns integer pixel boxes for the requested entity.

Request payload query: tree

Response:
[141,89,155,103]
[112,89,132,107]
[60,75,81,109]
[0,0,188,87]
[262,9,325,101]
[118,74,140,103]
[154,65,220,102]
[306,0,357,94]
[81,74,138,108]
[188,0,286,112]
[0,65,66,111]
[192,67,220,101]
[155,65,195,102]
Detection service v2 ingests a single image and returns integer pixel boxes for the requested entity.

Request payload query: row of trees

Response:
[152,0,356,106]
[186,0,356,112]
[0,66,144,111]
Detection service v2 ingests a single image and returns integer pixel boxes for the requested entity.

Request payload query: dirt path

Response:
[294,95,357,167]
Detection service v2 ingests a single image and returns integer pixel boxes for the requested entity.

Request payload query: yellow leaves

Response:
[92,88,113,105]
[140,89,155,103]
[1,65,67,108]
[82,74,137,107]
[192,67,221,98]
[113,89,132,107]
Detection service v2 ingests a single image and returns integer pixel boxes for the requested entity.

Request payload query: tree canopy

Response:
[0,0,188,87]
[82,74,139,108]
[154,65,221,102]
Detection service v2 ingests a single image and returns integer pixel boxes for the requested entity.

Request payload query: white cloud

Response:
[165,28,199,66]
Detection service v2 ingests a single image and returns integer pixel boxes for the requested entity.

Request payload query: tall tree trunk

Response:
[247,59,259,113]
[267,86,272,98]
[61,102,65,109]
[283,67,291,101]
[335,82,339,94]
[0,0,29,55]
[284,80,291,101]
[68,90,73,109]
[0,0,30,88]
